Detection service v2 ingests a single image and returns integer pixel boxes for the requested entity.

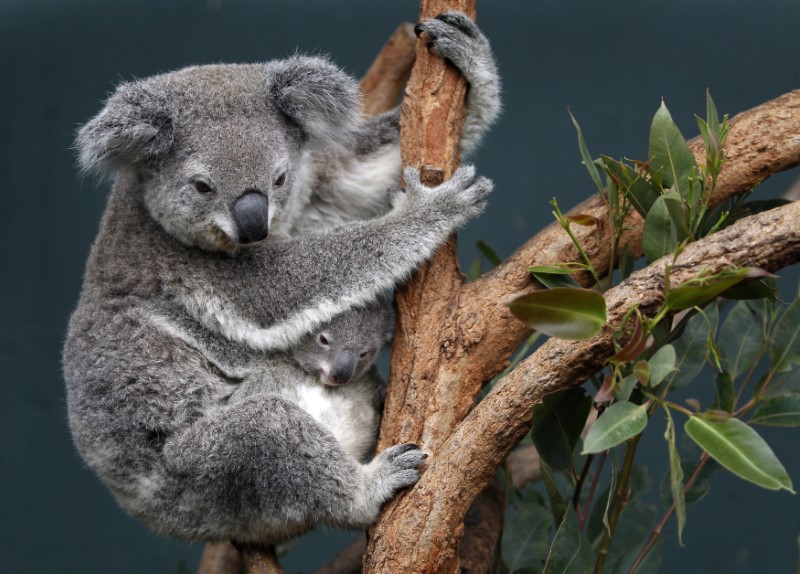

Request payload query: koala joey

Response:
[235,297,394,463]
[64,12,499,544]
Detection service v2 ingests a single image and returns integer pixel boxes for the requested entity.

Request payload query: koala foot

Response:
[415,11,491,80]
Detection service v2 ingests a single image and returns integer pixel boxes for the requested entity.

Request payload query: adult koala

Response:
[64,13,498,543]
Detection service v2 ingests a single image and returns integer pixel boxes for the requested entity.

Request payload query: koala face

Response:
[292,300,394,387]
[140,110,302,252]
[77,58,361,253]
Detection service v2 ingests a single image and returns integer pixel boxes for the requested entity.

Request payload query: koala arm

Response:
[174,166,491,352]
[293,12,500,232]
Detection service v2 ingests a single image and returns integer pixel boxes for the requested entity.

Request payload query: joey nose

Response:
[232,190,270,244]
[331,351,356,385]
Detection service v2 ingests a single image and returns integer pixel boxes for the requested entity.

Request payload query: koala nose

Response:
[331,351,356,385]
[232,190,270,244]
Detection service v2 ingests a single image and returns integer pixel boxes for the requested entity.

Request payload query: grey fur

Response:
[64,12,499,544]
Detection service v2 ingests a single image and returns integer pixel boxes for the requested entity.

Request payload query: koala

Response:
[64,12,499,544]
[234,297,394,462]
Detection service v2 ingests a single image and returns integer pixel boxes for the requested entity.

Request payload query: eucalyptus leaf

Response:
[649,345,677,387]
[661,189,691,241]
[476,239,502,267]
[502,500,553,572]
[532,388,593,473]
[542,507,594,574]
[613,374,638,402]
[750,394,800,427]
[648,101,698,197]
[532,272,583,289]
[712,373,735,413]
[769,296,800,373]
[684,414,794,492]
[642,195,676,263]
[664,412,686,545]
[670,304,718,390]
[541,462,569,526]
[659,458,719,509]
[570,111,604,196]
[718,300,765,380]
[665,269,751,311]
[582,401,648,454]
[509,288,607,341]
[606,501,658,574]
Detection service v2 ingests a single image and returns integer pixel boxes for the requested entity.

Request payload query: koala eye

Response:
[273,172,287,188]
[318,333,329,347]
[359,350,369,359]
[192,180,215,195]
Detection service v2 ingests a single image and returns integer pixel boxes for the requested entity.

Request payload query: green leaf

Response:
[648,101,698,198]
[613,374,638,402]
[502,500,553,572]
[722,277,777,301]
[665,268,752,312]
[533,273,583,289]
[684,414,795,492]
[541,462,568,526]
[770,296,800,373]
[543,507,594,574]
[606,501,659,574]
[712,373,735,413]
[619,246,636,281]
[641,195,676,264]
[764,367,800,398]
[670,304,718,390]
[532,388,593,474]
[570,110,604,196]
[664,411,686,545]
[750,394,800,427]
[476,239,502,267]
[661,189,691,241]
[660,459,718,509]
[648,345,677,387]
[582,401,648,454]
[718,300,765,380]
[509,288,607,341]
[612,314,646,362]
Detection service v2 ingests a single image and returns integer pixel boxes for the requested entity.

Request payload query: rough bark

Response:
[372,197,800,574]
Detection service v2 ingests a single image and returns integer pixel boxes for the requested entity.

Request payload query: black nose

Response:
[232,190,269,244]
[331,351,356,385]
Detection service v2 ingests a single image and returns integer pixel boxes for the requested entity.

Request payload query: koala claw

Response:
[433,12,480,39]
[416,11,487,72]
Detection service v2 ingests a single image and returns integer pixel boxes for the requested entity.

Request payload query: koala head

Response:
[292,298,395,387]
[76,57,361,252]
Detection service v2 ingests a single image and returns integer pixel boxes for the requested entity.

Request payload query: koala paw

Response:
[401,165,493,225]
[371,443,427,496]
[414,11,491,79]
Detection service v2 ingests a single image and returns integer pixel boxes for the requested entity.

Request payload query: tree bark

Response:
[365,21,800,571]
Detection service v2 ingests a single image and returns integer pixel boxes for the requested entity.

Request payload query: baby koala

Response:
[232,297,394,462]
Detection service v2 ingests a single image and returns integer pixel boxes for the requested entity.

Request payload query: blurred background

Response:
[1,0,798,572]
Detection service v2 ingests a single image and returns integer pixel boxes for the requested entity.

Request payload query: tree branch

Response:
[359,23,417,116]
[372,198,800,573]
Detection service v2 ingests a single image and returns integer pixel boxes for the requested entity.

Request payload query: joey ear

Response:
[76,81,175,176]
[269,56,361,145]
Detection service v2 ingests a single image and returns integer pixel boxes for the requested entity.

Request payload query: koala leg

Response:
[161,394,424,542]
[415,11,501,154]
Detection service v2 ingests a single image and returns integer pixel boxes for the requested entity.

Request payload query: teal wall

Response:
[1,1,798,572]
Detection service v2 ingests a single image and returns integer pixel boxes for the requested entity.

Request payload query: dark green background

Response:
[2,1,798,572]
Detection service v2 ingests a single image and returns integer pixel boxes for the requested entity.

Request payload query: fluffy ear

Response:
[269,56,361,145]
[76,81,175,176]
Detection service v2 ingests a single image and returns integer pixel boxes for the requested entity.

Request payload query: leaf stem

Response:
[595,433,643,573]
[627,452,711,574]
[573,453,595,512]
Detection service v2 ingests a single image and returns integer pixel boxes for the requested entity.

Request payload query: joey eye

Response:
[318,334,329,347]
[273,172,287,188]
[193,180,214,195]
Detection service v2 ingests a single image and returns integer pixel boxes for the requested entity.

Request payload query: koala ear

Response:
[76,81,175,176]
[269,56,361,145]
